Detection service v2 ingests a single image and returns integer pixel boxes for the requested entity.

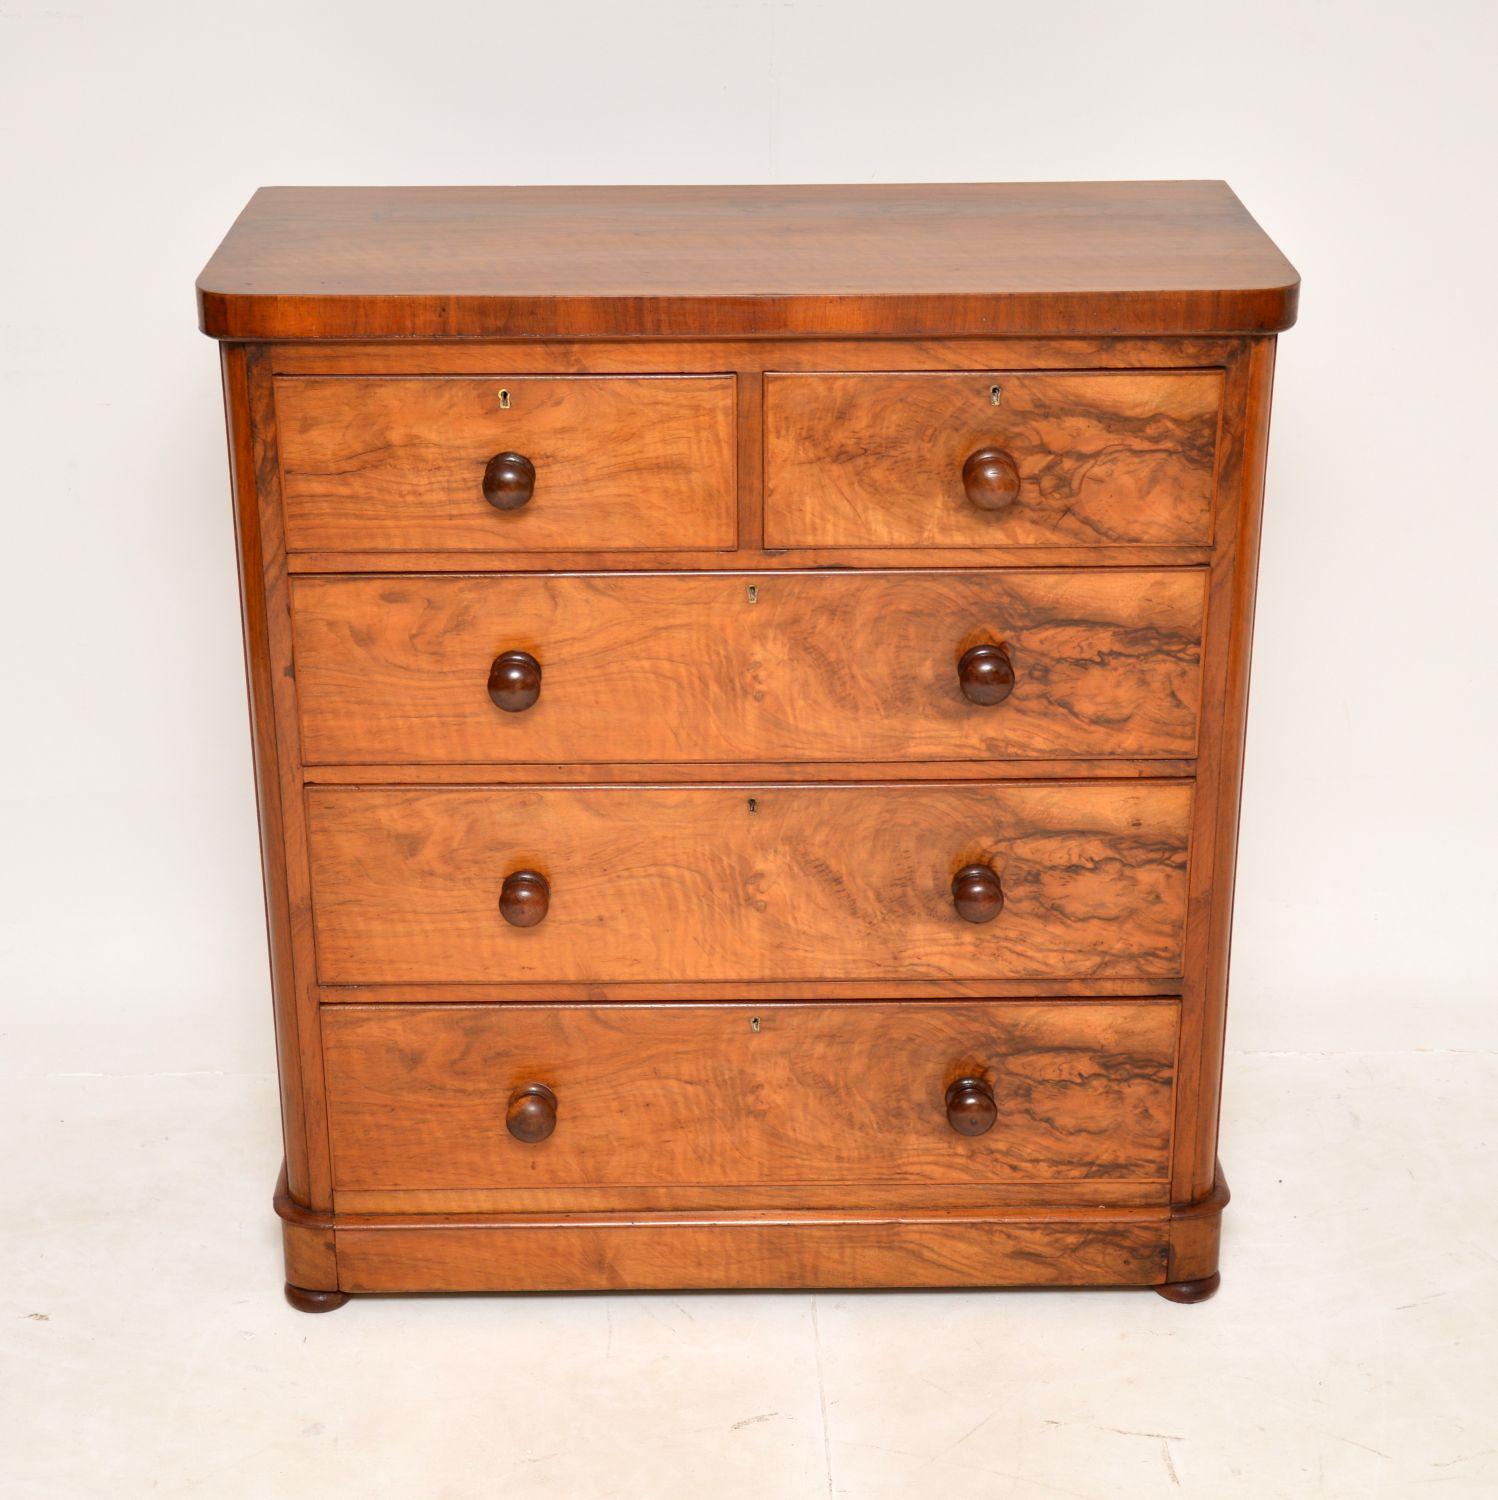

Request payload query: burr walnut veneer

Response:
[199,183,1296,1310]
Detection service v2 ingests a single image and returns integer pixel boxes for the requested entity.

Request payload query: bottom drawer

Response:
[323,1001,1178,1212]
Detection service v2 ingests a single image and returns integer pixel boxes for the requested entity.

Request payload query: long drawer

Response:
[290,569,1205,765]
[322,1001,1178,1205]
[274,374,738,553]
[764,370,1222,549]
[306,782,1191,985]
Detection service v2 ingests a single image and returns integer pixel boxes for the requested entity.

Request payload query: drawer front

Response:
[323,1001,1177,1195]
[306,782,1190,984]
[290,569,1205,765]
[764,370,1221,549]
[274,375,737,553]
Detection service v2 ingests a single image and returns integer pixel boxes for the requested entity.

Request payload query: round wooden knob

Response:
[499,870,550,927]
[483,451,536,510]
[506,1083,557,1142]
[961,446,1021,512]
[488,650,542,712]
[951,863,1003,924]
[958,644,1015,706]
[945,1077,997,1136]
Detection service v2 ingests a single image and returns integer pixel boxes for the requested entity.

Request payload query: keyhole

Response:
[989,385,1002,406]
[749,1016,761,1033]
[747,584,758,604]
[498,388,511,409]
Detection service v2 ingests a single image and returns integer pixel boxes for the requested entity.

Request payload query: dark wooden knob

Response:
[951,863,1003,924]
[506,1083,557,1142]
[945,1077,997,1136]
[483,451,536,510]
[958,644,1015,705]
[961,446,1021,512]
[499,870,550,927]
[488,650,542,712]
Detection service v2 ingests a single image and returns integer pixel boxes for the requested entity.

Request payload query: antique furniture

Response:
[197,183,1297,1310]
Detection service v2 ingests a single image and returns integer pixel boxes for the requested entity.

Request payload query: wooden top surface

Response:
[197,181,1298,341]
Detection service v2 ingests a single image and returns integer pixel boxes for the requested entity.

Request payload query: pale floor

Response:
[4,1035,1495,1499]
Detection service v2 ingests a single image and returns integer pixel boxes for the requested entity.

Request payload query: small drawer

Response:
[322,1001,1178,1205]
[306,782,1191,985]
[764,370,1222,549]
[274,374,737,553]
[289,569,1205,766]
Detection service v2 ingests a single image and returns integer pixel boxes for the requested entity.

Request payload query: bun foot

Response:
[1155,1272,1221,1304]
[285,1282,349,1313]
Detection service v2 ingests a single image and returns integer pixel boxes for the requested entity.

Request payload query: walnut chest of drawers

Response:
[198,182,1298,1310]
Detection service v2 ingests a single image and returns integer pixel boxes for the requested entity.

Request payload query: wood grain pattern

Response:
[1168,1164,1229,1284]
[321,1001,1177,1198]
[226,349,342,1209]
[221,349,313,1201]
[331,1180,1170,1214]
[765,371,1222,549]
[268,335,1226,578]
[333,1211,1170,1292]
[197,183,1299,341]
[1173,340,1278,1201]
[199,185,1294,1299]
[249,354,340,1210]
[289,570,1206,766]
[306,782,1192,985]
[288,546,1215,575]
[275,375,737,553]
[274,1164,337,1290]
[268,335,1245,377]
[302,759,1198,786]
[317,977,1184,1005]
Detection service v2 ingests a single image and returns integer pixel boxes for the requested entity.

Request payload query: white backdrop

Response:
[3,0,1494,1075]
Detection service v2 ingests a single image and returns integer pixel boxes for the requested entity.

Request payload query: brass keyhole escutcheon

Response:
[497,387,511,408]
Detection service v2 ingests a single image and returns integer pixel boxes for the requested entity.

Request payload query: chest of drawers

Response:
[198,182,1297,1310]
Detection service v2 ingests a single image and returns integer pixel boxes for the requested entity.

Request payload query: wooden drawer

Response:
[290,569,1205,766]
[322,1001,1178,1207]
[274,374,737,553]
[306,782,1190,985]
[764,370,1222,549]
